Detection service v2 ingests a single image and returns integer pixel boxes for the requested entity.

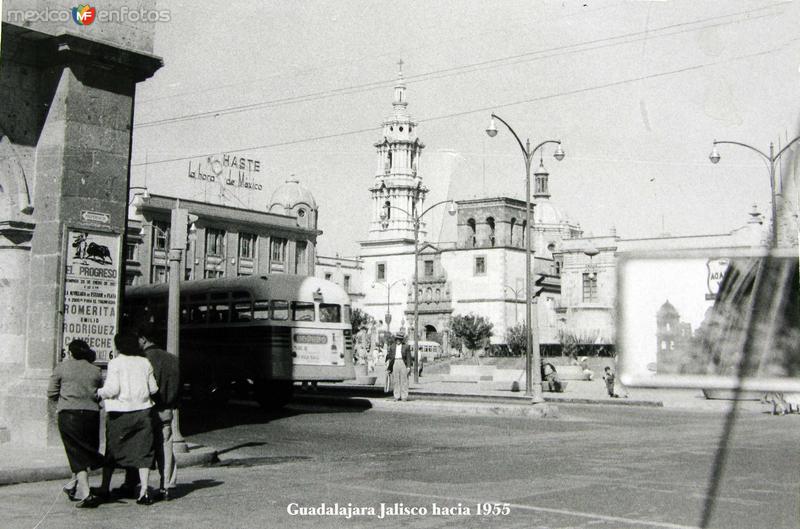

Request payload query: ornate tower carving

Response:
[368,61,428,242]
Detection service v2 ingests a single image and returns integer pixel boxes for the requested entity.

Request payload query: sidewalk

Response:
[0,368,767,487]
[350,365,768,414]
[0,442,217,488]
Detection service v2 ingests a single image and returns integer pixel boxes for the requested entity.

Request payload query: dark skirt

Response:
[105,409,154,469]
[57,410,103,473]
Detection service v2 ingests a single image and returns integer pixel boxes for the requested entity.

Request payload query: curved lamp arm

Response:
[382,200,455,223]
[530,140,562,161]
[491,113,528,158]
[712,140,769,162]
[419,199,455,219]
[383,204,412,218]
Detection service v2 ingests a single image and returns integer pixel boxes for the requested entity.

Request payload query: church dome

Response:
[268,180,317,212]
[657,300,679,318]
[532,199,564,225]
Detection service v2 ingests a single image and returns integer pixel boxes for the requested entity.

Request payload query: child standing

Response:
[603,366,616,397]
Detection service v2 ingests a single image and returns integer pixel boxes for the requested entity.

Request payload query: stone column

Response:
[0,18,162,446]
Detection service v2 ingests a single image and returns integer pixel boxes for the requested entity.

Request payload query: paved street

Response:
[2,399,797,529]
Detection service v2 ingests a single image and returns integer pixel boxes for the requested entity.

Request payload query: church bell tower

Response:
[368,60,428,242]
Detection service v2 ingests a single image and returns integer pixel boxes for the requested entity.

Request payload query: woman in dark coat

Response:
[47,339,104,508]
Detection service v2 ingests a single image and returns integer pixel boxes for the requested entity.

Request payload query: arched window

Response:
[521,220,527,246]
[467,218,476,247]
[387,150,393,171]
[487,217,495,247]
[510,218,516,246]
[435,288,441,301]
[384,200,391,220]
[425,287,433,301]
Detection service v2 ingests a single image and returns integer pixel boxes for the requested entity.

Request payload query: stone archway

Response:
[424,324,437,341]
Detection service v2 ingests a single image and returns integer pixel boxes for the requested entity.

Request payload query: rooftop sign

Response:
[188,153,263,191]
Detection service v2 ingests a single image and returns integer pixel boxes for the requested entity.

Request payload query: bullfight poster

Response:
[61,230,122,363]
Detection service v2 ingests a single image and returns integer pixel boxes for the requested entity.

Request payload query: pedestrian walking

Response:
[138,323,180,500]
[96,331,159,505]
[386,332,412,401]
[47,339,104,508]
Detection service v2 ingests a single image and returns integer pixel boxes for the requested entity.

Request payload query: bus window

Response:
[180,306,191,324]
[151,299,167,324]
[209,304,229,323]
[232,290,251,300]
[254,301,270,320]
[292,302,315,321]
[232,302,253,322]
[271,300,289,320]
[343,304,351,324]
[210,292,228,301]
[319,303,341,323]
[191,305,208,324]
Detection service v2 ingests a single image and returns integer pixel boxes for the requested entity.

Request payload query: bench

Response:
[542,380,567,392]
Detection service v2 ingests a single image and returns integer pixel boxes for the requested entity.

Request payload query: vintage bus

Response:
[122,275,355,408]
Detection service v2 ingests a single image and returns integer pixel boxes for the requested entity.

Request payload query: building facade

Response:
[351,65,774,357]
[358,66,577,346]
[314,255,365,305]
[555,209,767,351]
[126,181,321,285]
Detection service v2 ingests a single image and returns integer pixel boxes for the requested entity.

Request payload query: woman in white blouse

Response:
[97,332,159,505]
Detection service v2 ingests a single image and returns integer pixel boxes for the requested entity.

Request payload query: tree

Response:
[558,328,604,359]
[505,323,527,357]
[450,313,493,356]
[350,308,373,334]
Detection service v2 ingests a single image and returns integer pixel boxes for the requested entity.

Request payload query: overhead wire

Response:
[134,5,782,129]
[136,1,626,105]
[131,45,783,168]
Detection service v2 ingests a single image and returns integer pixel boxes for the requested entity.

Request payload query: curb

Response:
[0,445,218,487]
[314,384,665,408]
[291,395,561,419]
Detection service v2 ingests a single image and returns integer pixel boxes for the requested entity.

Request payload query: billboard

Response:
[61,230,122,363]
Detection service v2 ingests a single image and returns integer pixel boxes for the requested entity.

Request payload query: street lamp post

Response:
[486,113,564,402]
[372,279,406,332]
[381,199,456,383]
[141,200,197,453]
[709,136,800,249]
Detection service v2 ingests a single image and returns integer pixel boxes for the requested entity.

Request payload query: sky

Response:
[130,0,800,256]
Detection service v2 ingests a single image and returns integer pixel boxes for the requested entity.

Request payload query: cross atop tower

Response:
[393,59,408,109]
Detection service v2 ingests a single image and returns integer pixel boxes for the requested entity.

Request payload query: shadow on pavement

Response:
[179,396,374,436]
[169,478,224,500]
